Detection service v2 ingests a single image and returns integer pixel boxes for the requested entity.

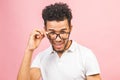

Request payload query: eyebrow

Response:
[48,27,67,31]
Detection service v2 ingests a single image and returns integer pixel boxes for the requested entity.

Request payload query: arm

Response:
[87,74,101,80]
[30,68,41,80]
[17,28,45,80]
[85,50,101,80]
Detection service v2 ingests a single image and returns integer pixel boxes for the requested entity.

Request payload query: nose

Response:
[55,35,61,41]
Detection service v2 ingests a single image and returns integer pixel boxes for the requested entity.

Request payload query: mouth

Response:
[53,42,64,49]
[54,44,63,49]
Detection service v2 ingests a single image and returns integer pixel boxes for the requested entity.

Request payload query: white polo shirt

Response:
[31,40,100,80]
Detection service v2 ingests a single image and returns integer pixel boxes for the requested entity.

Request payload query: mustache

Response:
[52,40,65,44]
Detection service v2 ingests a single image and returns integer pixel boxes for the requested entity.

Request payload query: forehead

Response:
[46,19,69,31]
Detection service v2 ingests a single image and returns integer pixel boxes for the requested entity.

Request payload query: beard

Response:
[50,39,69,53]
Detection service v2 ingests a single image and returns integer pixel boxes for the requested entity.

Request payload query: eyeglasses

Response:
[46,31,70,40]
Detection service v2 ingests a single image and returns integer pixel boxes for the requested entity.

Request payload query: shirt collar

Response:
[66,40,76,52]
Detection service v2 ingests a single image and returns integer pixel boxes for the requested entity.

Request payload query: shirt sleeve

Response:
[31,53,41,68]
[85,50,100,76]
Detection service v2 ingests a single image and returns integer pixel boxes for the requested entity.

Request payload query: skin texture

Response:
[17,19,101,80]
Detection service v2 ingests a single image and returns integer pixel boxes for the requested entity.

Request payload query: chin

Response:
[53,47,65,52]
[51,39,69,52]
[55,50,64,53]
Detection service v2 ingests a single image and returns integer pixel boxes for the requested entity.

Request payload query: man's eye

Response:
[60,31,66,34]
[49,32,55,35]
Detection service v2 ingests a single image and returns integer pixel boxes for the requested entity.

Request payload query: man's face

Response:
[45,19,72,53]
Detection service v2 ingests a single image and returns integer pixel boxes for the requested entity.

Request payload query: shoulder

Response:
[72,40,95,58]
[73,40,92,53]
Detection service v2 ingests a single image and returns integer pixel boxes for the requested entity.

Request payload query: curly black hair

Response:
[42,2,72,26]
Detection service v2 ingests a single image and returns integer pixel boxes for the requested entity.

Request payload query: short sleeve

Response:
[85,50,100,76]
[31,53,41,68]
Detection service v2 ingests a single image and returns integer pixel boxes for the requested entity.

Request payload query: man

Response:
[17,2,101,80]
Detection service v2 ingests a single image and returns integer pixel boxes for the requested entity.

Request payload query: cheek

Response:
[64,39,69,45]
[48,39,53,44]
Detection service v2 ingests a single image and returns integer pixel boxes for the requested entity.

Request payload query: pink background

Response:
[0,0,120,80]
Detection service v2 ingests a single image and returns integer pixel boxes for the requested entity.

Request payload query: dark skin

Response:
[45,19,72,57]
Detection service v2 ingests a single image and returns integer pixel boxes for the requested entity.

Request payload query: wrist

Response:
[25,47,34,53]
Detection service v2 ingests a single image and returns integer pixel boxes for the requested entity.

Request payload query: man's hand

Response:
[26,28,46,51]
[17,28,45,80]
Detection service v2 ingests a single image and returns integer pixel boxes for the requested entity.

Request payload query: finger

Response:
[41,29,47,37]
[32,28,46,39]
[34,31,43,39]
[35,34,40,39]
[36,29,47,37]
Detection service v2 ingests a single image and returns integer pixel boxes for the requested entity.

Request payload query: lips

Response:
[54,44,62,49]
[53,42,64,49]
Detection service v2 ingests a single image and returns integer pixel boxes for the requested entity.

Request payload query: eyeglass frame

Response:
[46,31,70,40]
